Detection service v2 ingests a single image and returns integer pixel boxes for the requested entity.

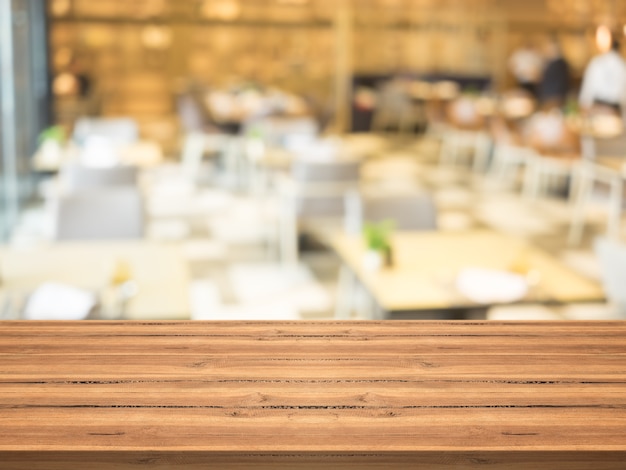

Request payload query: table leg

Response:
[568,164,593,246]
[608,175,623,240]
[335,265,356,320]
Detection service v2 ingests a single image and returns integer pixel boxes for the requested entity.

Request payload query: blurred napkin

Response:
[23,282,96,320]
[455,268,528,304]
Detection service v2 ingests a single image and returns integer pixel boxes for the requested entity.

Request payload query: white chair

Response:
[60,164,138,191]
[568,159,625,246]
[54,188,145,240]
[439,96,492,173]
[344,189,438,234]
[568,130,626,246]
[372,78,422,134]
[594,237,626,317]
[489,143,532,186]
[242,117,320,194]
[149,132,210,187]
[521,110,580,200]
[73,117,139,146]
[278,158,362,263]
[522,149,578,200]
[439,128,492,173]
[145,133,225,219]
[244,116,319,148]
[291,159,362,218]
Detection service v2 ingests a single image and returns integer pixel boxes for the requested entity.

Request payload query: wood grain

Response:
[0,321,625,469]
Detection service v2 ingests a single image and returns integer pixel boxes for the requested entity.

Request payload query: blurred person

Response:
[538,38,570,107]
[70,57,92,99]
[508,42,543,97]
[579,36,626,115]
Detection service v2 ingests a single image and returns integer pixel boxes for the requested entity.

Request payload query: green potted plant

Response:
[37,125,67,164]
[362,220,394,271]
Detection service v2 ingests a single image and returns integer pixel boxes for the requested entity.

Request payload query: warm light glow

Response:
[52,73,78,96]
[50,0,71,17]
[276,0,309,5]
[200,0,241,21]
[596,25,612,52]
[54,48,74,69]
[141,25,172,50]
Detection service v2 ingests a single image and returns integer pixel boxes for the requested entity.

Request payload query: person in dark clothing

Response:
[539,39,571,107]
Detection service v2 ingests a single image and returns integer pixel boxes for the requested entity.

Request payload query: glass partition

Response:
[0,0,50,241]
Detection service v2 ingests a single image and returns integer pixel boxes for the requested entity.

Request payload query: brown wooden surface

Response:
[1,321,625,469]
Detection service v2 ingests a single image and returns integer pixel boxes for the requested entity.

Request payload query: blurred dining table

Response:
[333,230,604,319]
[0,240,191,320]
[32,140,165,173]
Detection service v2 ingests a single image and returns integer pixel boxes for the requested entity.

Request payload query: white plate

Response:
[455,268,528,304]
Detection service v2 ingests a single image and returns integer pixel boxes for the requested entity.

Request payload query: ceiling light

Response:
[141,25,172,50]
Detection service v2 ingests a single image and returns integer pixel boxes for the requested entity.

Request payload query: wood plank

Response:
[0,321,625,468]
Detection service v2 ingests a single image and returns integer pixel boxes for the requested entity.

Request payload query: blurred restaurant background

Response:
[1,0,626,321]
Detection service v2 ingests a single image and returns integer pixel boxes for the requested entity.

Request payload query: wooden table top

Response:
[0,321,625,469]
[593,156,626,174]
[332,230,604,313]
[0,241,190,320]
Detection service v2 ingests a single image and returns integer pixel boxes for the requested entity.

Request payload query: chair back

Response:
[55,188,144,240]
[180,132,207,181]
[589,131,626,159]
[526,110,579,155]
[594,237,626,316]
[289,159,361,218]
[61,164,138,192]
[176,93,208,133]
[73,117,139,146]
[246,117,319,148]
[292,158,360,183]
[376,78,412,115]
[345,190,438,234]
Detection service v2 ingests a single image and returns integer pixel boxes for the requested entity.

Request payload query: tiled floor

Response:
[11,133,618,320]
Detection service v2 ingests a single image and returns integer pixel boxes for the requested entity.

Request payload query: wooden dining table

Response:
[332,230,605,318]
[0,320,624,469]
